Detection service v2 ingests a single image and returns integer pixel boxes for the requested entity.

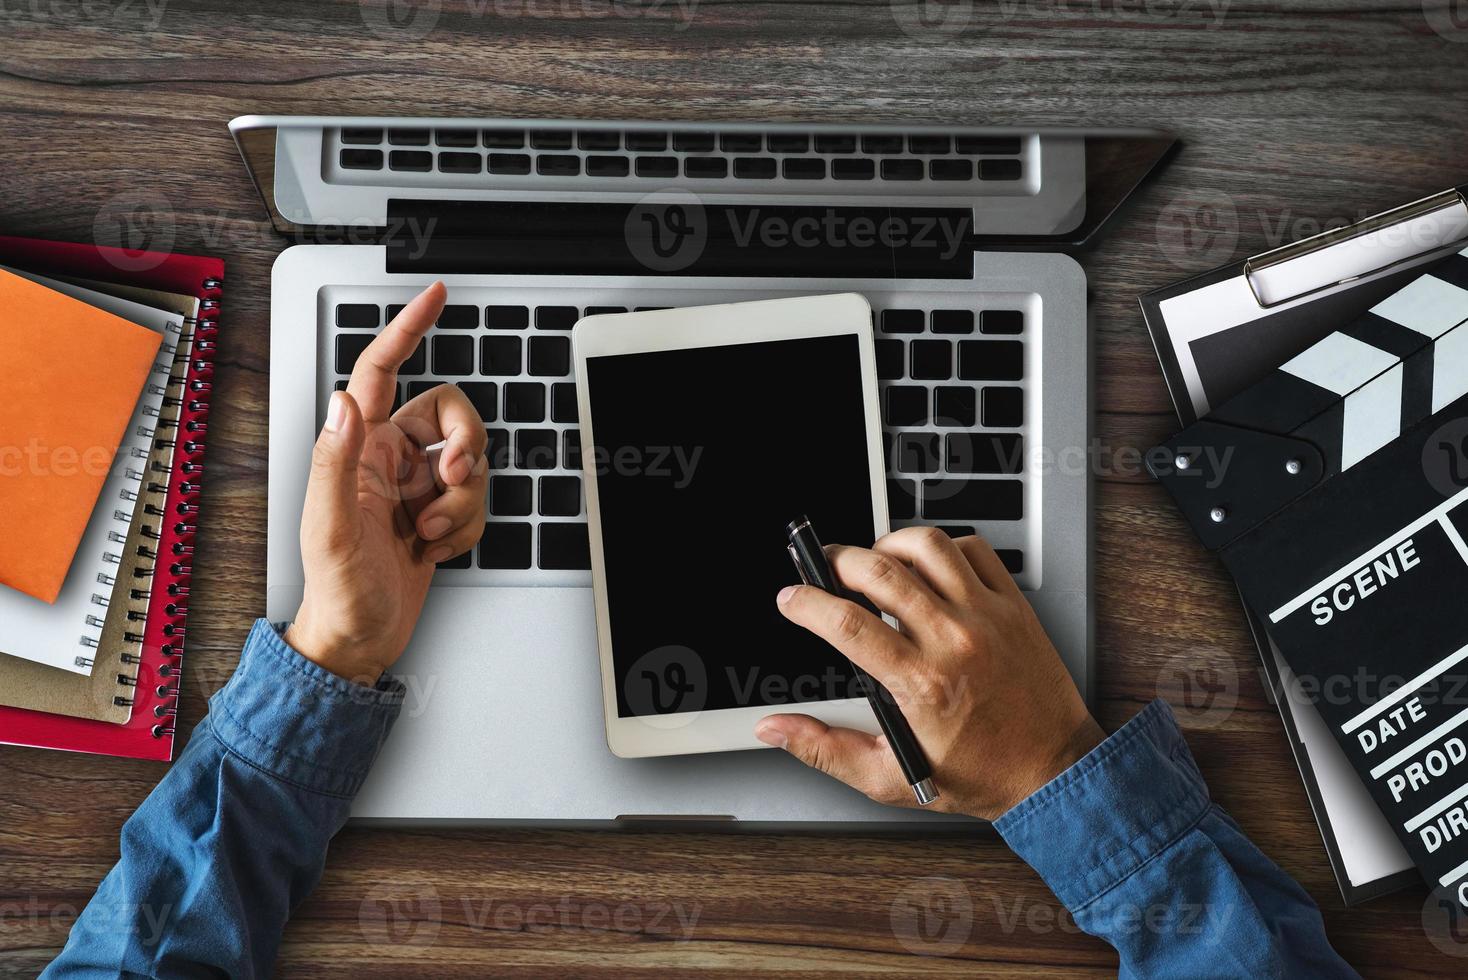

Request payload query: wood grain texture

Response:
[3,0,1468,975]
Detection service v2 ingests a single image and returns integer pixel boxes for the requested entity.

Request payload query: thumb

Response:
[755,714,904,803]
[304,390,366,549]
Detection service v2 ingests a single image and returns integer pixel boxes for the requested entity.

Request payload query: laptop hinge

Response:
[385,200,975,279]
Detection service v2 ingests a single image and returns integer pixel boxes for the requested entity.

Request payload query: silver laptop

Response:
[234,116,1172,827]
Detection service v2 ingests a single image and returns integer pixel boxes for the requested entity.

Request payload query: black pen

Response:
[785,515,938,806]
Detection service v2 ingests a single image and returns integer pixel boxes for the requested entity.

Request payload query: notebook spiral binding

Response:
[105,277,220,735]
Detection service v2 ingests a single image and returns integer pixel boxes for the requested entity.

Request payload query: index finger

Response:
[776,584,913,686]
[346,281,447,421]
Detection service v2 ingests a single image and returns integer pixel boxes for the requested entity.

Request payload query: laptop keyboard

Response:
[327,292,1031,586]
[330,125,1026,190]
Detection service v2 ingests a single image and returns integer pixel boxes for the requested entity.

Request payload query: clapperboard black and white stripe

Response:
[1152,246,1468,908]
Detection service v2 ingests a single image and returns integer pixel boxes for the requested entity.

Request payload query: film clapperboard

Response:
[1150,246,1468,908]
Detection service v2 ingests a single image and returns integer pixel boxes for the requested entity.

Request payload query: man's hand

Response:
[285,283,488,684]
[755,526,1104,821]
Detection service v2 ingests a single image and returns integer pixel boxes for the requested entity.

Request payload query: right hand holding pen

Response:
[755,526,1104,821]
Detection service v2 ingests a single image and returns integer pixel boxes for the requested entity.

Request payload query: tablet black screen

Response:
[585,333,878,717]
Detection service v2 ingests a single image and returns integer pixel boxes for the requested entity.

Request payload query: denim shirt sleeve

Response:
[41,619,404,980]
[995,699,1360,979]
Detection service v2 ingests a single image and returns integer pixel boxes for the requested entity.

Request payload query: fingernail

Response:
[422,516,452,540]
[755,724,787,749]
[776,585,798,606]
[325,392,345,432]
[427,544,454,565]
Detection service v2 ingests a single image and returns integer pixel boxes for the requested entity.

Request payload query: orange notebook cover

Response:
[0,268,162,603]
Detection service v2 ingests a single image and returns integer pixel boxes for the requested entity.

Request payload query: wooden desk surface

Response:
[4,1,1468,975]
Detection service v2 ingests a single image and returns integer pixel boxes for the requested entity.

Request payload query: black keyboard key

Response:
[881,159,922,181]
[529,336,571,376]
[458,381,498,422]
[625,131,668,151]
[585,306,626,317]
[504,382,547,423]
[483,129,525,148]
[946,433,1023,474]
[563,429,582,470]
[537,155,580,177]
[578,131,621,150]
[432,336,475,376]
[536,306,578,330]
[980,309,1025,335]
[922,479,1022,521]
[672,132,715,152]
[768,133,809,153]
[552,382,578,423]
[684,157,728,179]
[530,130,573,150]
[485,428,512,469]
[720,133,762,152]
[956,136,1022,155]
[539,522,591,570]
[783,159,826,180]
[586,155,630,177]
[909,135,951,154]
[910,339,952,380]
[486,305,529,330]
[831,159,874,180]
[981,387,1023,427]
[388,128,430,146]
[490,474,533,516]
[876,339,905,380]
[734,157,776,179]
[881,309,923,334]
[862,135,904,154]
[335,304,380,329]
[489,153,531,175]
[687,157,734,178]
[437,550,472,570]
[959,341,1024,381]
[334,334,373,374]
[339,149,383,170]
[387,304,406,322]
[884,386,927,427]
[933,386,976,427]
[407,381,444,402]
[815,134,857,154]
[997,549,1023,573]
[479,522,532,569]
[539,475,582,517]
[438,152,482,174]
[341,127,382,145]
[979,159,1023,181]
[389,150,433,172]
[888,478,917,520]
[931,310,974,335]
[936,524,975,539]
[436,128,478,148]
[438,305,478,329]
[480,336,523,376]
[929,159,973,181]
[515,428,557,469]
[636,156,678,178]
[634,306,670,312]
[897,432,941,474]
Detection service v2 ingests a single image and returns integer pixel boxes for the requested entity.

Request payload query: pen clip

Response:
[787,543,813,586]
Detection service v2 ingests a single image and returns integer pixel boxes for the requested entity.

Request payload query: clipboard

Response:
[1140,185,1468,905]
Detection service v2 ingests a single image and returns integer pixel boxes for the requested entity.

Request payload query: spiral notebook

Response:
[0,237,222,761]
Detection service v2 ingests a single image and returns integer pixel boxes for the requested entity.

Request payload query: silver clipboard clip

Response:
[1244,186,1468,309]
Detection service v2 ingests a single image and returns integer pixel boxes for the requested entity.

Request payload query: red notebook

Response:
[0,236,222,761]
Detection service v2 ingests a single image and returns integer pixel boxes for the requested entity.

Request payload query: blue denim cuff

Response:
[993,699,1211,912]
[207,618,406,798]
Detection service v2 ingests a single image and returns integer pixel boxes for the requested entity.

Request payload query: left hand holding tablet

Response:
[756,526,1104,821]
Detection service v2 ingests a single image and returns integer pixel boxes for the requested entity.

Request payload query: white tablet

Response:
[574,293,890,758]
